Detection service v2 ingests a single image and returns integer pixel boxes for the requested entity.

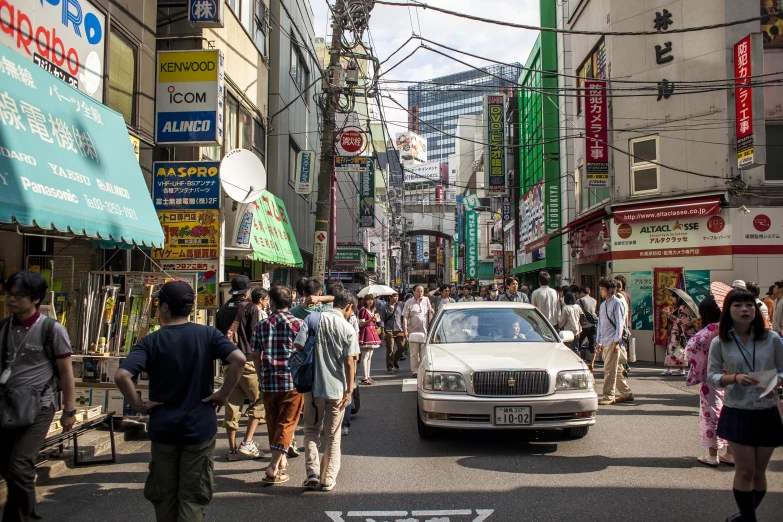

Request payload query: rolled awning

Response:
[0,44,163,248]
[613,196,722,224]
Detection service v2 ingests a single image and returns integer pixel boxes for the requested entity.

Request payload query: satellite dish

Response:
[220,149,267,203]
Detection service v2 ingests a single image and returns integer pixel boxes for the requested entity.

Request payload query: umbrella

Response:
[667,287,699,317]
[357,284,397,298]
[710,281,733,311]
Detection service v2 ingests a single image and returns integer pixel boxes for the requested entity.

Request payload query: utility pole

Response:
[312,0,346,281]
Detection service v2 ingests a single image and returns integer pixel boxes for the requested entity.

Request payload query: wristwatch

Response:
[62,408,77,417]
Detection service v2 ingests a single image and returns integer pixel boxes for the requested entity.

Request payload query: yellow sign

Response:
[157,50,220,83]
[129,134,140,162]
[152,210,220,259]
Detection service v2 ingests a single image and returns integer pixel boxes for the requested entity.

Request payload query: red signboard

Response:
[335,126,367,156]
[734,35,753,168]
[525,234,551,253]
[584,80,608,188]
[613,196,721,224]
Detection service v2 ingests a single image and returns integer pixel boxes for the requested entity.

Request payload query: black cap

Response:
[153,280,195,308]
[488,283,498,291]
[229,275,251,295]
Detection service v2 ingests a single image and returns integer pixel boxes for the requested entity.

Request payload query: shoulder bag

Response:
[226,302,248,346]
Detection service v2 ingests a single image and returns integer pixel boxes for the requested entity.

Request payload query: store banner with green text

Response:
[466,210,479,279]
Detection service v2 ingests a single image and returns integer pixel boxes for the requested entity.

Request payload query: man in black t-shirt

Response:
[215,275,265,460]
[115,281,245,522]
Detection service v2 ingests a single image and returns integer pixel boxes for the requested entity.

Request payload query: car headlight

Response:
[423,372,467,392]
[555,370,594,391]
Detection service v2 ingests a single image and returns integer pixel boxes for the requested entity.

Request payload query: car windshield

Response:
[430,308,558,344]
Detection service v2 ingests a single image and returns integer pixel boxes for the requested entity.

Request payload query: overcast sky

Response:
[311,0,541,136]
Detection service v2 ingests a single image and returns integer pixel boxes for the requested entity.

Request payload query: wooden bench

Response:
[40,411,117,467]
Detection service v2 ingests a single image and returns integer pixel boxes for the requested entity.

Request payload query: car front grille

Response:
[472,371,550,396]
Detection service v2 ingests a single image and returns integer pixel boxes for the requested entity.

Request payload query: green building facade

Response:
[511,0,561,282]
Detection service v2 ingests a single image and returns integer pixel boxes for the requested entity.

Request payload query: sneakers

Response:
[615,394,634,403]
[661,369,672,375]
[678,368,687,376]
[598,398,616,405]
[302,475,320,489]
[287,440,300,458]
[238,440,261,458]
[341,426,349,436]
[321,482,337,492]
[226,449,240,461]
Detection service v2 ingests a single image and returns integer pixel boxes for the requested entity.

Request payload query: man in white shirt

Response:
[402,285,433,376]
[531,271,559,326]
[596,277,633,405]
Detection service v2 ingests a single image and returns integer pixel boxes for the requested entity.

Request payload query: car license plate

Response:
[494,406,531,425]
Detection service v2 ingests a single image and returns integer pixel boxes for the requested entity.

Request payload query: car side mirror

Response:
[560,331,575,343]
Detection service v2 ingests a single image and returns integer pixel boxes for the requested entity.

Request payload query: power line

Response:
[374,2,780,37]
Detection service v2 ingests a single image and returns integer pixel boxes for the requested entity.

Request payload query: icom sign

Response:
[0,0,106,101]
[335,127,367,156]
[156,49,225,145]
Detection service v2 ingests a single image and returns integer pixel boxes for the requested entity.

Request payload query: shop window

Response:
[108,29,137,126]
[630,136,660,195]
[289,139,300,185]
[765,125,783,182]
[576,39,606,115]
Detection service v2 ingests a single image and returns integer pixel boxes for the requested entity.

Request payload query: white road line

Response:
[325,510,495,521]
[401,378,417,392]
[411,510,473,516]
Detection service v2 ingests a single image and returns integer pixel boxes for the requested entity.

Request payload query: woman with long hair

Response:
[707,289,783,522]
[662,294,694,376]
[557,291,582,352]
[685,296,733,467]
[358,293,382,385]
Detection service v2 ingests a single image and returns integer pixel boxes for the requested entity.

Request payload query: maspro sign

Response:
[0,0,106,101]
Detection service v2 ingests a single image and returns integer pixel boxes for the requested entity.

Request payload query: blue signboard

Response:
[152,161,221,210]
[188,0,224,27]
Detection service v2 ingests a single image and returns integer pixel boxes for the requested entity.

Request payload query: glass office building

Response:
[407,63,523,164]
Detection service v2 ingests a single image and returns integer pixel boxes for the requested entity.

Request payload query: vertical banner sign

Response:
[584,80,609,188]
[359,162,375,228]
[295,151,316,194]
[423,236,430,261]
[416,236,424,263]
[466,210,479,279]
[734,34,765,169]
[484,95,507,194]
[189,0,225,27]
[156,49,224,145]
[502,196,511,224]
[330,170,338,261]
[630,272,654,331]
[653,267,683,345]
[0,0,107,102]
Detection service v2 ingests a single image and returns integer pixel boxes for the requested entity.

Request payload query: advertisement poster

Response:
[161,261,218,308]
[152,210,220,259]
[250,192,303,267]
[630,272,654,331]
[152,162,220,209]
[612,213,733,258]
[466,210,479,279]
[359,163,375,228]
[483,94,507,194]
[653,267,683,345]
[395,132,427,163]
[761,0,783,47]
[404,162,441,184]
[519,182,546,265]
[734,34,764,169]
[584,80,609,188]
[683,270,711,307]
[295,151,315,194]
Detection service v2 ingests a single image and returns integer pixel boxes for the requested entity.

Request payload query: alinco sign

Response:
[155,50,225,145]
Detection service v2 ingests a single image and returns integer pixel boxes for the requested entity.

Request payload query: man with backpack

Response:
[577,286,599,369]
[595,277,633,405]
[115,280,245,521]
[215,275,264,461]
[294,290,359,491]
[252,286,303,485]
[0,270,76,521]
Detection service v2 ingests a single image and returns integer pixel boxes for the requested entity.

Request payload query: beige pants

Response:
[221,362,265,430]
[303,394,345,486]
[409,341,424,374]
[602,343,632,401]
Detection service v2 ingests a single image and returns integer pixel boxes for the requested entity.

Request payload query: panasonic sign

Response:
[155,49,224,145]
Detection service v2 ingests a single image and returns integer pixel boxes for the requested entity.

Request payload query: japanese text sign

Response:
[161,261,218,308]
[188,0,224,28]
[0,0,106,102]
[152,210,220,259]
[466,210,479,279]
[734,34,765,169]
[585,80,608,188]
[249,192,303,267]
[153,161,220,210]
[295,150,315,194]
[359,162,375,228]
[334,155,369,172]
[155,49,224,145]
[483,94,507,194]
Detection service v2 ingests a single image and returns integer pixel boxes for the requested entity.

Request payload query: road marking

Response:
[326,509,494,522]
[402,378,417,392]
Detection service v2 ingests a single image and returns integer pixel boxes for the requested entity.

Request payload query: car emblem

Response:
[508,377,516,387]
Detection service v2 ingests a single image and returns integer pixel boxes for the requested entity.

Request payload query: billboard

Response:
[152,210,220,259]
[519,182,546,265]
[0,0,106,101]
[483,94,507,194]
[155,49,225,145]
[153,162,220,210]
[404,162,441,184]
[395,131,427,163]
[734,34,765,169]
[359,163,375,228]
[762,0,783,47]
[466,210,479,279]
[585,80,609,188]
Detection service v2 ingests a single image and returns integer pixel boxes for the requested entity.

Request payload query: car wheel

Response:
[416,405,438,439]
[565,426,589,438]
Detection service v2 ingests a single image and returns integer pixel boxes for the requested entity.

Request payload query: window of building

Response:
[576,39,606,115]
[630,136,660,195]
[765,125,783,182]
[201,92,257,160]
[290,41,309,96]
[578,165,610,211]
[225,94,240,151]
[254,0,267,56]
[253,119,266,166]
[107,29,137,126]
[227,0,267,56]
[289,139,300,185]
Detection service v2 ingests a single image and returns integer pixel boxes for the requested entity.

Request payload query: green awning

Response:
[0,43,163,247]
[249,191,303,267]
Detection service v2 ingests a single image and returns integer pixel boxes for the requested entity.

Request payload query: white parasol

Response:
[357,284,397,298]
[667,287,699,317]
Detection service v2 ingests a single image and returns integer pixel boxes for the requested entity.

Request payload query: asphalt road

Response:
[34,361,783,522]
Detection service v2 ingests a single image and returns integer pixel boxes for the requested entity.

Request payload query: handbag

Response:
[0,386,42,429]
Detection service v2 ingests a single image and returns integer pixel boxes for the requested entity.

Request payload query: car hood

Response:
[425,342,585,373]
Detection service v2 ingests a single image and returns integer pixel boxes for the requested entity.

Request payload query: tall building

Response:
[407,63,523,165]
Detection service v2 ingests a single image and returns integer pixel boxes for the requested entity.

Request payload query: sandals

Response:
[719,454,735,466]
[262,469,290,485]
[303,475,320,489]
[697,455,719,467]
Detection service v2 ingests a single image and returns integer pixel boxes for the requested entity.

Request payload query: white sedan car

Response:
[416,302,598,439]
